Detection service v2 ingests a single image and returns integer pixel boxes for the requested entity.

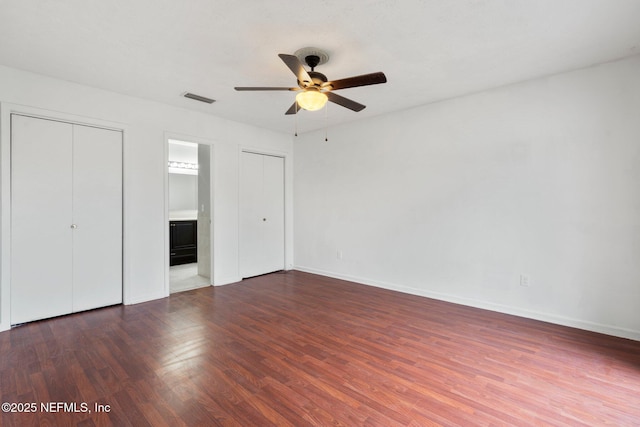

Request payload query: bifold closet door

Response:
[261,155,285,272]
[240,152,285,278]
[10,114,122,324]
[72,125,122,312]
[11,115,74,324]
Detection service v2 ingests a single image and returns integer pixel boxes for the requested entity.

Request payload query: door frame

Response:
[0,103,128,332]
[163,132,216,297]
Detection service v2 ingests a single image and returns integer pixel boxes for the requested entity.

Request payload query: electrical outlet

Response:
[520,274,530,287]
[337,250,343,260]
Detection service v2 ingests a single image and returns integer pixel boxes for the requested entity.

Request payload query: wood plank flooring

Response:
[1,270,639,426]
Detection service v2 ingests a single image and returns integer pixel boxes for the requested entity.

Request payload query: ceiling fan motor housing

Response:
[307,71,328,87]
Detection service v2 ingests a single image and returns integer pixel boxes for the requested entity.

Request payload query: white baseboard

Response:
[124,290,166,306]
[294,265,640,342]
[214,276,242,286]
[0,322,10,333]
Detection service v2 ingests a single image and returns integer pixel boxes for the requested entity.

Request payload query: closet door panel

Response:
[72,125,123,312]
[239,151,265,278]
[262,155,285,273]
[10,115,73,324]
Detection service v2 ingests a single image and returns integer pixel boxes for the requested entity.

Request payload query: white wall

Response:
[168,141,198,164]
[197,143,212,279]
[0,65,293,331]
[168,173,198,212]
[168,140,198,176]
[294,55,640,340]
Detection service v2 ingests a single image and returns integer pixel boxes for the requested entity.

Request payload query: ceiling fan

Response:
[234,47,387,115]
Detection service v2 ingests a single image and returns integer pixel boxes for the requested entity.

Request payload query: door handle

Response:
[70,224,78,229]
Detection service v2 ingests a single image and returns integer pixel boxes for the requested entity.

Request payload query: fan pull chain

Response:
[324,101,329,142]
[294,102,298,137]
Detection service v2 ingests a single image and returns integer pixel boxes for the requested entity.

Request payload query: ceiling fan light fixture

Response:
[296,89,328,111]
[235,51,387,115]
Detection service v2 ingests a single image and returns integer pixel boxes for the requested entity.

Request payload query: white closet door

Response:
[262,155,285,273]
[240,152,285,278]
[72,125,122,312]
[240,152,266,278]
[11,115,74,324]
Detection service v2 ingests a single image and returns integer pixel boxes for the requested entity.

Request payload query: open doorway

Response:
[167,139,212,293]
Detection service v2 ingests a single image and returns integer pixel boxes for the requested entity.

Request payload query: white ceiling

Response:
[1,1,639,135]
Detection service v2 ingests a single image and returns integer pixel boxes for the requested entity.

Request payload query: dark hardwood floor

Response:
[1,270,639,426]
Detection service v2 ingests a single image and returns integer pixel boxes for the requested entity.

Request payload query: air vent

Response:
[183,92,216,104]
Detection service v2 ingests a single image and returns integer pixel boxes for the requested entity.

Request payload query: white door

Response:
[262,155,285,273]
[10,115,122,324]
[11,115,74,324]
[240,151,264,277]
[240,152,285,278]
[72,125,122,312]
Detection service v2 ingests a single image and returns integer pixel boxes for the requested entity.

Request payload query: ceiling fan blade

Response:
[234,86,299,91]
[278,54,313,86]
[285,102,300,115]
[323,72,387,91]
[326,92,366,112]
